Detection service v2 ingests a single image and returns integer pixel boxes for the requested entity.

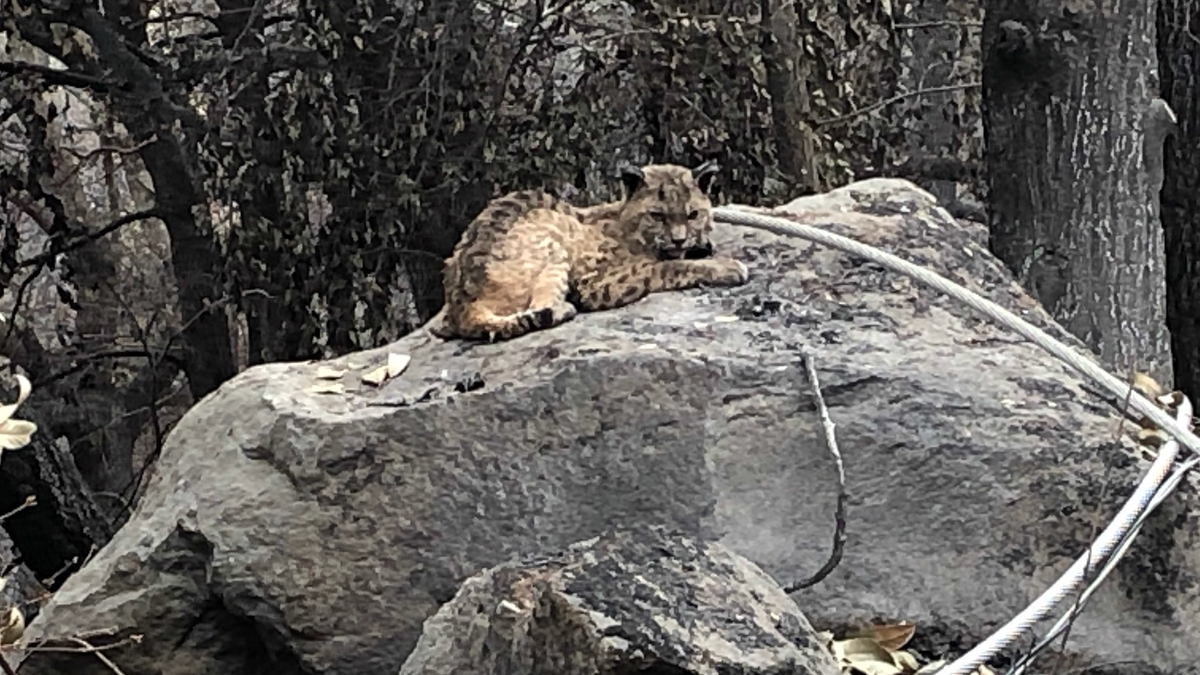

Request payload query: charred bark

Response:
[761,0,822,194]
[1157,0,1200,397]
[0,418,114,586]
[2,81,170,499]
[981,4,1171,384]
[59,2,238,400]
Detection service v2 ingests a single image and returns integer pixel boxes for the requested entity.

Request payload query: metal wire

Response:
[1006,405,1195,675]
[712,205,1196,675]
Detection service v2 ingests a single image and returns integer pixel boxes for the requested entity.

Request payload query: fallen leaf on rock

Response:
[307,382,346,395]
[363,365,388,385]
[363,352,412,386]
[829,621,931,675]
[845,622,916,651]
[837,636,903,675]
[315,366,347,380]
[386,352,411,376]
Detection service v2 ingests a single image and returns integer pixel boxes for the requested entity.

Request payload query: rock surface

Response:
[13,178,1200,675]
[398,525,840,675]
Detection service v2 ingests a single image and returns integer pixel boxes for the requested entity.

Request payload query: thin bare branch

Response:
[17,633,138,655]
[14,209,163,271]
[33,348,186,389]
[893,20,982,30]
[1,261,49,367]
[69,637,129,675]
[53,136,158,189]
[38,555,79,588]
[0,61,115,93]
[816,82,981,127]
[0,496,37,523]
[785,353,848,593]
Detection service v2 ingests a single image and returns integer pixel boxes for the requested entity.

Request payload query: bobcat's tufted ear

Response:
[619,164,646,199]
[692,160,720,196]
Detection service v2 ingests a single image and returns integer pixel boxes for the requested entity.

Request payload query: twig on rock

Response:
[785,353,848,593]
[69,637,129,675]
[0,628,133,675]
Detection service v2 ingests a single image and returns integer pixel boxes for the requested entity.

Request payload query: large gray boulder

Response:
[13,178,1197,675]
[398,526,841,675]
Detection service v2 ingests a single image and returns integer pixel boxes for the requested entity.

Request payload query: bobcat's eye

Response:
[687,210,700,220]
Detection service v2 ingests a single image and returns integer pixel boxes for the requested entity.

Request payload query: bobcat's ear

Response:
[692,159,720,195]
[620,164,646,198]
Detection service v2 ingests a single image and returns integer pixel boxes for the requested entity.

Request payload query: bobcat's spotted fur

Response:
[430,161,748,341]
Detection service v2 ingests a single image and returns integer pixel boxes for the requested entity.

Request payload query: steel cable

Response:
[713,205,1196,675]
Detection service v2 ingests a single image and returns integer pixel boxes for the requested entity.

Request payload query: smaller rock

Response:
[398,526,839,675]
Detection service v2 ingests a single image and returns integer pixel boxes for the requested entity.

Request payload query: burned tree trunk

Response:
[761,0,822,194]
[981,1,1170,384]
[0,421,114,586]
[1158,0,1200,397]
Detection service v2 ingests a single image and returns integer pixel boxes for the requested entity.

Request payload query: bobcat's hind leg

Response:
[526,258,577,329]
[453,260,576,342]
[451,303,543,342]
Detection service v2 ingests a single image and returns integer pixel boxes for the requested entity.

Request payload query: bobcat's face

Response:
[619,161,720,260]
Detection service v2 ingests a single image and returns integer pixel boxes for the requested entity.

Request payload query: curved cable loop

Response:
[713,205,1195,675]
[1006,397,1193,675]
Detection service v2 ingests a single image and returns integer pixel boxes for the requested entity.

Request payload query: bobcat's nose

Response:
[670,235,688,246]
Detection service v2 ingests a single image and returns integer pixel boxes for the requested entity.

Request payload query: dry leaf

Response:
[893,650,920,672]
[914,660,946,675]
[0,420,36,451]
[363,353,411,387]
[362,364,390,386]
[1132,371,1165,399]
[713,315,739,323]
[0,375,36,451]
[839,637,898,661]
[315,366,347,380]
[0,375,32,426]
[847,622,916,651]
[833,634,912,675]
[385,353,411,378]
[307,382,346,395]
[846,658,903,675]
[0,606,24,645]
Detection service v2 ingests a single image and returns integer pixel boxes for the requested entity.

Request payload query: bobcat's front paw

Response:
[708,257,749,286]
